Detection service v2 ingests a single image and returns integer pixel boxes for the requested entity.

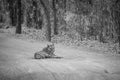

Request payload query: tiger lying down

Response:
[34,43,62,59]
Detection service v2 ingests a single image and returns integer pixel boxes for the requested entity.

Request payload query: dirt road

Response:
[0,33,120,80]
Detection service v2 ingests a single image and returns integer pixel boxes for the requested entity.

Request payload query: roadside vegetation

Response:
[0,0,120,54]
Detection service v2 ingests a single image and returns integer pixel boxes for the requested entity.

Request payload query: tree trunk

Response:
[53,0,58,35]
[32,0,37,29]
[40,0,51,41]
[118,25,120,48]
[16,0,22,34]
[8,0,17,26]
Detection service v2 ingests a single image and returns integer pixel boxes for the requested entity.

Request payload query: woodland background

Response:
[0,0,120,54]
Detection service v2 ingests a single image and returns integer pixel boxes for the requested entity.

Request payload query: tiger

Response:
[34,43,55,59]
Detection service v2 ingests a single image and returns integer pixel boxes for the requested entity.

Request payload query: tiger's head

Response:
[47,43,55,53]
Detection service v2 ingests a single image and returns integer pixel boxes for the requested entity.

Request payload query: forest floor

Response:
[0,28,120,80]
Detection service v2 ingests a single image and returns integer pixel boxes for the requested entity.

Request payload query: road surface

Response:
[0,33,120,80]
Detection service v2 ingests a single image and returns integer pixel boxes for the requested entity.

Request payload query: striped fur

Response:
[34,44,55,59]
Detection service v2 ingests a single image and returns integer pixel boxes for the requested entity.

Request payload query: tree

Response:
[32,0,43,29]
[115,0,120,48]
[7,0,17,26]
[16,0,22,34]
[52,0,58,35]
[39,0,51,41]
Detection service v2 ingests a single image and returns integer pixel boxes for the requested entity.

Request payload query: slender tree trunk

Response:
[16,0,22,34]
[32,0,37,29]
[40,0,51,41]
[9,1,14,26]
[8,0,17,26]
[53,0,58,35]
[118,27,120,53]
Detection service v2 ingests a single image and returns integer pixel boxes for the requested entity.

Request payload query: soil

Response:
[0,33,120,80]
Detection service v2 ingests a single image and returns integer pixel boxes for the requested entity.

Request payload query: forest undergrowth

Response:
[0,27,119,55]
[0,0,120,55]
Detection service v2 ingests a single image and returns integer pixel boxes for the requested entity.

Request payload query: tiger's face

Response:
[47,43,55,53]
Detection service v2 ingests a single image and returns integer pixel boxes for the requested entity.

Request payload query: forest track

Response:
[0,33,120,80]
